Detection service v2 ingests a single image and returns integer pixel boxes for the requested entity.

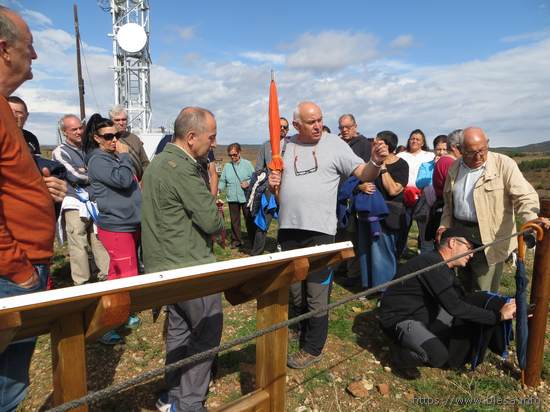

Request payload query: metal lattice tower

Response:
[105,0,152,133]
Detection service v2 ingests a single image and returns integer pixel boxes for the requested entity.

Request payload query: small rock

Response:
[294,407,311,412]
[335,376,343,383]
[395,394,402,399]
[404,392,415,401]
[351,306,362,313]
[373,359,381,365]
[347,379,373,398]
[384,366,391,372]
[377,383,390,397]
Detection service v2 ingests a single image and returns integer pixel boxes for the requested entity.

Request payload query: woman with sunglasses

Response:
[219,142,255,249]
[83,113,142,344]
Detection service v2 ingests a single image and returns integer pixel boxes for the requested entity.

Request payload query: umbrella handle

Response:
[517,222,544,261]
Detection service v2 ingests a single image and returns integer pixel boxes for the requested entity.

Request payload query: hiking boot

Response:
[287,349,322,369]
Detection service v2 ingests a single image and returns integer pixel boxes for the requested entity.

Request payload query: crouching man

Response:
[379,228,516,378]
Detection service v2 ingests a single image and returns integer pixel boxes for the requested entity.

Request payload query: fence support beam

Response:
[525,198,550,387]
[256,286,289,411]
[51,312,88,411]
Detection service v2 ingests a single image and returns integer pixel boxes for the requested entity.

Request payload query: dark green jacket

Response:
[141,144,223,273]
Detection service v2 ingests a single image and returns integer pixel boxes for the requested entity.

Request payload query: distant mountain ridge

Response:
[494,140,550,153]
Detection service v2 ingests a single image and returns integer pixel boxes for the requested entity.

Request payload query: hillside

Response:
[494,140,550,153]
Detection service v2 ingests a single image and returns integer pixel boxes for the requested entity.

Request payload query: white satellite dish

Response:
[116,22,147,53]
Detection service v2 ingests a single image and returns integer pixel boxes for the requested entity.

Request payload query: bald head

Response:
[0,6,37,96]
[292,101,323,143]
[462,127,489,169]
[173,106,217,159]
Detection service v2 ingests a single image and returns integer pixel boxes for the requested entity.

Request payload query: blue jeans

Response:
[0,264,48,412]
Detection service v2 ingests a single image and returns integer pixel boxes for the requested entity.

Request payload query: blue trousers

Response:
[0,264,48,412]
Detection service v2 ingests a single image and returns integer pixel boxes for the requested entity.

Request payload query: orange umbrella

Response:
[267,72,284,171]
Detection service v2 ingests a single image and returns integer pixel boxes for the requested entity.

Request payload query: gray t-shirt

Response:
[278,133,364,235]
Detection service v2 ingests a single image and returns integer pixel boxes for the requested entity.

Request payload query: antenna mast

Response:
[73,4,85,120]
[105,0,152,133]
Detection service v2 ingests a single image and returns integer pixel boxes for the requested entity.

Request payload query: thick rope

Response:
[47,228,535,412]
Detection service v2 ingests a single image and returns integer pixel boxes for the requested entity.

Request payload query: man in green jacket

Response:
[141,107,223,412]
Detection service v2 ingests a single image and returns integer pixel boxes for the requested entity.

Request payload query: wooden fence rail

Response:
[0,242,354,412]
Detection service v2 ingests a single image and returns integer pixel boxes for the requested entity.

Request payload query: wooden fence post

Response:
[525,198,550,387]
[256,286,289,411]
[51,312,88,411]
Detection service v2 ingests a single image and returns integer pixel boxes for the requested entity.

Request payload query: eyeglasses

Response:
[462,147,488,158]
[97,132,122,141]
[229,153,239,158]
[338,124,356,130]
[293,146,318,176]
[280,124,289,130]
[454,238,474,251]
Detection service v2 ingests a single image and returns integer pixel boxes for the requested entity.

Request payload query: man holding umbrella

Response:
[268,101,388,368]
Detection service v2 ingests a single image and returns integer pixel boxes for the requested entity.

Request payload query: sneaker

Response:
[287,349,322,369]
[125,314,141,329]
[155,392,172,412]
[98,330,124,345]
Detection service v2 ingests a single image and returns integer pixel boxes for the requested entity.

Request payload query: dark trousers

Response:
[250,213,273,256]
[228,202,254,247]
[165,294,223,411]
[279,229,335,356]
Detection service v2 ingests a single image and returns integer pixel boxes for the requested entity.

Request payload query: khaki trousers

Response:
[64,209,109,285]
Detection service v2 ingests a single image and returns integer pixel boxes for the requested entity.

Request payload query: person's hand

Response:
[42,167,67,203]
[371,139,389,165]
[435,226,447,244]
[499,299,516,321]
[268,170,281,193]
[240,181,250,189]
[357,182,376,194]
[532,217,550,230]
[18,268,40,289]
[116,140,129,154]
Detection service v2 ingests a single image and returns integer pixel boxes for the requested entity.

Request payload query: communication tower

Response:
[99,0,152,133]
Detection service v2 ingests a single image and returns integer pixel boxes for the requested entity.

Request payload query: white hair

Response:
[109,104,127,119]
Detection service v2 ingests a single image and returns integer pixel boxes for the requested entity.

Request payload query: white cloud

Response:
[16,26,550,149]
[240,51,285,65]
[286,31,379,72]
[20,9,52,27]
[390,34,413,49]
[501,28,550,43]
[176,26,195,41]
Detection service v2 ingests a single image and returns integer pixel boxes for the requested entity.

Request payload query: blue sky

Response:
[4,0,550,147]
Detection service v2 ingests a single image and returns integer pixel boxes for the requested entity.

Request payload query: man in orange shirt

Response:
[0,6,58,410]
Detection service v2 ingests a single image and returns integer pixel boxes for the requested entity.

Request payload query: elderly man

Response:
[268,101,388,368]
[0,6,58,410]
[335,114,372,284]
[379,228,517,377]
[52,114,110,285]
[338,113,371,162]
[109,104,150,180]
[142,107,223,412]
[437,127,546,292]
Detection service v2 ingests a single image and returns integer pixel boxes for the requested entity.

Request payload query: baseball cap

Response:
[440,227,482,247]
